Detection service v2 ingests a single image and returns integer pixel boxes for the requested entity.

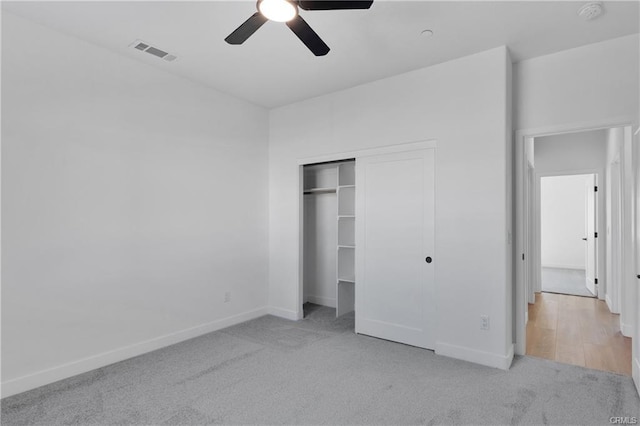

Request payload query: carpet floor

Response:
[541,267,594,297]
[2,304,638,425]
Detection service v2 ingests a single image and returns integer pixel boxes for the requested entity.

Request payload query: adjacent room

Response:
[525,129,632,376]
[2,1,640,424]
[540,173,597,298]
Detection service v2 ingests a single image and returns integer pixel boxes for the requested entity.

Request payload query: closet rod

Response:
[303,188,337,195]
[304,158,355,167]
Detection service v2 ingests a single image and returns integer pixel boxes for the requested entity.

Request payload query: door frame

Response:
[514,117,636,356]
[296,140,437,320]
[607,155,623,314]
[633,125,640,396]
[534,170,600,297]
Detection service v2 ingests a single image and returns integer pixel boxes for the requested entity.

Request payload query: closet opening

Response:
[302,159,356,322]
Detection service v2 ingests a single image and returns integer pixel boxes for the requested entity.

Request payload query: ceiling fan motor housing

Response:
[257,0,299,23]
[225,0,374,56]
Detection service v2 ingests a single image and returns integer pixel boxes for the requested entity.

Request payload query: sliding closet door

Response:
[355,148,435,349]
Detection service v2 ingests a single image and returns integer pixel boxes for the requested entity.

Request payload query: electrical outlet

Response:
[480,315,490,330]
[224,292,231,303]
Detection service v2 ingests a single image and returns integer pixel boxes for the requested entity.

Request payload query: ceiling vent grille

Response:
[129,40,178,62]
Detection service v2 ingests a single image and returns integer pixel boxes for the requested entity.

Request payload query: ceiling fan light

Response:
[258,0,298,22]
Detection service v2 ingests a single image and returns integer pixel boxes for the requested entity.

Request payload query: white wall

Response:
[269,47,512,368]
[514,34,639,130]
[534,130,607,293]
[1,13,269,395]
[540,175,589,270]
[535,130,607,173]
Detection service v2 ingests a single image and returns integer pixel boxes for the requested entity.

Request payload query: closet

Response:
[301,145,435,349]
[303,160,356,317]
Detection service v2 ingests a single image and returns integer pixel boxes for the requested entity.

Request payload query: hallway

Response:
[526,292,632,375]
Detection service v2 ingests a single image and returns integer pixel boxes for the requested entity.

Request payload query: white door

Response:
[633,130,640,395]
[585,174,597,296]
[355,148,435,349]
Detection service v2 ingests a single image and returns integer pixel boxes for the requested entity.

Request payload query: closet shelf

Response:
[338,185,355,189]
[338,215,355,219]
[338,277,356,284]
[304,187,336,195]
[338,245,355,249]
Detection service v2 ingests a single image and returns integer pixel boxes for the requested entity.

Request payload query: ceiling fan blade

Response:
[286,15,330,56]
[298,1,373,11]
[225,12,269,45]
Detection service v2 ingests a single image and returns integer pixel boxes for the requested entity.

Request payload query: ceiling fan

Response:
[225,0,374,56]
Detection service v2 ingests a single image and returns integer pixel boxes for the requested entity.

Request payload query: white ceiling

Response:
[3,1,638,108]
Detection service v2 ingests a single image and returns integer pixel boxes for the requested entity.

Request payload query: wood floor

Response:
[526,292,632,375]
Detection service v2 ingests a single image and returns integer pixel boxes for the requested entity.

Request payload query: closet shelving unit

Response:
[336,162,356,317]
[302,160,356,318]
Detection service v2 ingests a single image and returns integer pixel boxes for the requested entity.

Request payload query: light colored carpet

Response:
[2,304,638,425]
[541,267,594,297]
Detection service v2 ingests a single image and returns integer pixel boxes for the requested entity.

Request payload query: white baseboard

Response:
[620,320,633,337]
[435,342,514,370]
[305,295,336,308]
[605,294,618,313]
[541,264,585,271]
[633,358,640,397]
[267,306,300,321]
[1,307,268,399]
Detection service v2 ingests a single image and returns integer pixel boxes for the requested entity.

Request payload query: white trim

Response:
[541,264,586,270]
[607,154,623,312]
[297,165,305,322]
[435,342,514,370]
[296,139,437,166]
[620,320,633,338]
[515,134,529,355]
[305,295,336,308]
[0,307,268,399]
[606,294,615,313]
[515,117,636,141]
[514,117,637,356]
[634,358,640,397]
[536,169,601,178]
[268,306,300,321]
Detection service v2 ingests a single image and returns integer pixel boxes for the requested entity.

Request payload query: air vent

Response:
[129,39,178,62]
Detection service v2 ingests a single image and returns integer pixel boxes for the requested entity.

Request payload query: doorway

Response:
[516,124,635,378]
[301,159,356,322]
[539,174,597,298]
